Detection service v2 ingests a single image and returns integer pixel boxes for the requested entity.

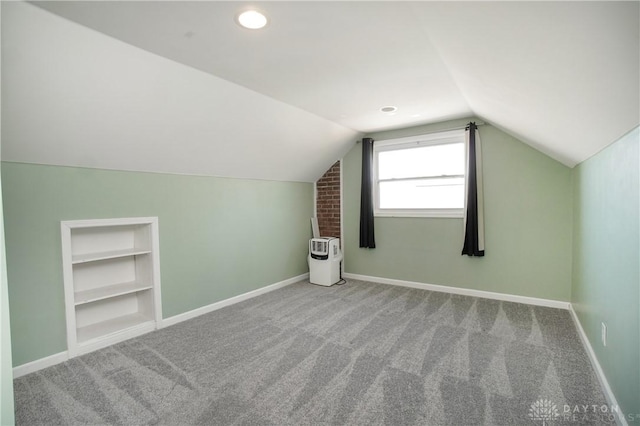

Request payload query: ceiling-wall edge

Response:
[2,2,360,184]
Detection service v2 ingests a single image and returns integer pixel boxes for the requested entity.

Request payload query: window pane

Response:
[379,178,465,209]
[378,143,464,180]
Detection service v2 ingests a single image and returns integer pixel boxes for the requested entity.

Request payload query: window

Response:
[373,130,465,218]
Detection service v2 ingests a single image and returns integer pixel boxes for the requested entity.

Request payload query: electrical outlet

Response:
[601,322,607,347]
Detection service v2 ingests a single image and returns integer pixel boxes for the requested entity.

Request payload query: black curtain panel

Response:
[359,138,376,248]
[462,122,485,256]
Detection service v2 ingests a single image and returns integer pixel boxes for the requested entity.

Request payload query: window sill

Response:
[375,209,464,219]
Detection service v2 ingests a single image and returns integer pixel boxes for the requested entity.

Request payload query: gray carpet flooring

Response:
[14,279,611,425]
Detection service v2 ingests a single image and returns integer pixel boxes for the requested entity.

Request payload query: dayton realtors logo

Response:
[529,398,623,424]
[562,402,620,423]
[529,399,560,425]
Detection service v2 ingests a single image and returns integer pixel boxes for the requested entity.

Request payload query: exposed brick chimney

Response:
[315,161,341,239]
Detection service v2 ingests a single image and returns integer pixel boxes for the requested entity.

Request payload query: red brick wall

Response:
[316,161,341,239]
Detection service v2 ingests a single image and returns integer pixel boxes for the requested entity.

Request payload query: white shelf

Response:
[74,281,153,305]
[77,313,153,344]
[71,248,151,264]
[61,217,162,357]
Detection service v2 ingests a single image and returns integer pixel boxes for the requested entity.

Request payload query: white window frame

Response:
[373,129,466,218]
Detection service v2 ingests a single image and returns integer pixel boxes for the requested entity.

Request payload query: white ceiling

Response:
[4,1,639,179]
[2,2,360,182]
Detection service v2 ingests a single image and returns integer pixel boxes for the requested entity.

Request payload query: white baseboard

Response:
[161,273,308,328]
[12,271,624,425]
[74,321,157,358]
[342,273,570,310]
[569,305,628,426]
[344,273,628,424]
[13,351,69,379]
[12,273,307,378]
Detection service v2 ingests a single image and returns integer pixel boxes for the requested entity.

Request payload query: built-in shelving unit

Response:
[61,217,162,357]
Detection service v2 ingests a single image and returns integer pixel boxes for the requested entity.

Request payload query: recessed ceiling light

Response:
[380,106,397,114]
[236,10,268,30]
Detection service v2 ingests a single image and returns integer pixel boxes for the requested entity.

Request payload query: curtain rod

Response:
[431,120,486,134]
[359,121,486,142]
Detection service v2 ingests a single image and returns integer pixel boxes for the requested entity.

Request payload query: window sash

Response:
[373,130,465,217]
[377,174,464,184]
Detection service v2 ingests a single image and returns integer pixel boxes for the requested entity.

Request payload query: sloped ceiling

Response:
[2,1,639,182]
[1,2,360,182]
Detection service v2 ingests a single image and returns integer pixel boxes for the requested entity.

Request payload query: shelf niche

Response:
[61,217,162,357]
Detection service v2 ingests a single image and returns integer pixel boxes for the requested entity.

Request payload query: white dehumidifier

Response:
[308,237,343,286]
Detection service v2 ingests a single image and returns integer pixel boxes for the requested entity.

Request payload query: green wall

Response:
[572,126,639,419]
[343,118,573,301]
[1,162,313,367]
[1,164,15,425]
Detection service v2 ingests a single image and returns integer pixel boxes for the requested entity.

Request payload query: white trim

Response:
[375,129,466,147]
[375,209,463,219]
[150,219,163,327]
[60,216,159,228]
[60,217,162,357]
[162,273,308,328]
[372,130,467,218]
[12,272,623,424]
[342,273,570,309]
[313,181,317,219]
[59,221,77,357]
[12,273,307,377]
[76,322,156,357]
[569,305,628,426]
[13,351,69,379]
[339,158,345,276]
[340,273,628,422]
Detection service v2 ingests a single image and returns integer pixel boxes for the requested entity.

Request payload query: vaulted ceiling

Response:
[2,1,638,181]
